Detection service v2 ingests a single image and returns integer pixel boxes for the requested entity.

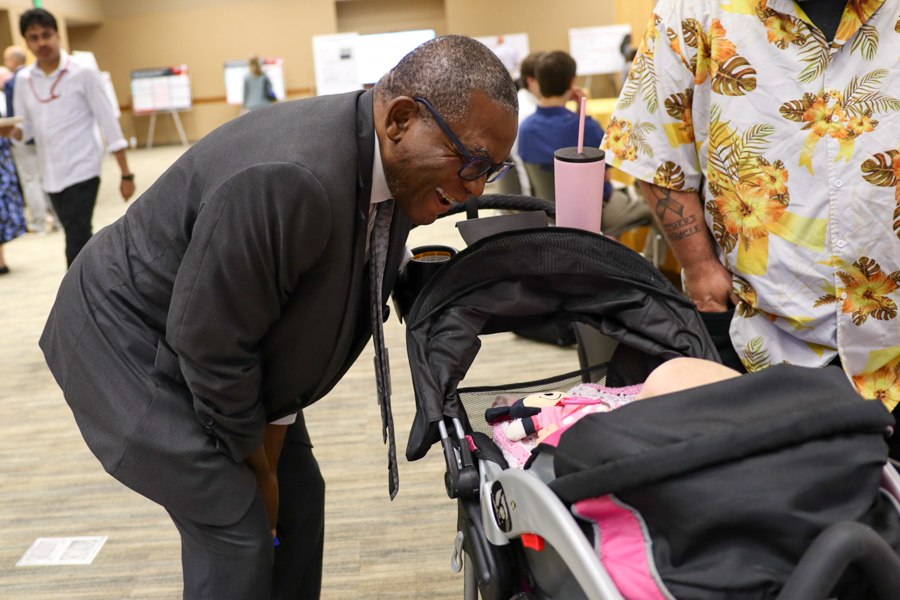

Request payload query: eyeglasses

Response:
[413,97,514,183]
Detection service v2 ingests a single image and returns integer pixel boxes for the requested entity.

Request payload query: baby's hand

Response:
[506,420,528,441]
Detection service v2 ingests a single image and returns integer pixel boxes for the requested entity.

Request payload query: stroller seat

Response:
[402,227,900,600]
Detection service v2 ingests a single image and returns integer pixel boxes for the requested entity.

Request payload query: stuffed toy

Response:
[487,391,612,443]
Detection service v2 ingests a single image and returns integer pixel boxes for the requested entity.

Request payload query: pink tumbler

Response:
[554,146,606,234]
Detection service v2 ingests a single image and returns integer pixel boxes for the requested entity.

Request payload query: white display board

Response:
[354,29,436,85]
[224,57,286,106]
[100,72,121,118]
[569,25,632,76]
[312,33,363,97]
[71,50,98,71]
[131,66,192,115]
[71,51,120,117]
[475,33,530,78]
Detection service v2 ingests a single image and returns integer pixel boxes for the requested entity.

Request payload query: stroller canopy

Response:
[405,228,718,461]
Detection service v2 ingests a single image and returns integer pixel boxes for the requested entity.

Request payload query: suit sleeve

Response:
[600,0,702,190]
[166,162,333,463]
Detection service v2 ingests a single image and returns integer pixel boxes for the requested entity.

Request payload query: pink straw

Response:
[577,96,587,154]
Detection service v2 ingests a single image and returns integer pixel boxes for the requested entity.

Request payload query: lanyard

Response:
[29,55,70,103]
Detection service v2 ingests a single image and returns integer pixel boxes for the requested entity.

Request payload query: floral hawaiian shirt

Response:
[602,0,900,408]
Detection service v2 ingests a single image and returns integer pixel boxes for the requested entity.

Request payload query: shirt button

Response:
[834,179,843,188]
[837,240,846,248]
[831,115,840,123]
[841,292,848,300]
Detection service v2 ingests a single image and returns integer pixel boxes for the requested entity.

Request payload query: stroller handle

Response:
[430,194,557,224]
[438,418,479,500]
[776,521,900,600]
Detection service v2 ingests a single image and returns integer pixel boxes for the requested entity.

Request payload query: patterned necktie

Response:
[369,198,399,499]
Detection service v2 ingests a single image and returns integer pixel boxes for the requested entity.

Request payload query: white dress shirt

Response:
[271,132,394,427]
[14,50,128,194]
[511,88,540,195]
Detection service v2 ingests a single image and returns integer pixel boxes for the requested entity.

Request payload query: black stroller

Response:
[399,201,900,600]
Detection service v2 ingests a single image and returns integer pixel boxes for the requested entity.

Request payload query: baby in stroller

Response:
[401,224,900,600]
[488,358,740,469]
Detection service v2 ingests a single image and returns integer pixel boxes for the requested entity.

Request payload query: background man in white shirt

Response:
[0,9,135,266]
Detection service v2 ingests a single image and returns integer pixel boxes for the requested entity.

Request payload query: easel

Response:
[146,110,189,149]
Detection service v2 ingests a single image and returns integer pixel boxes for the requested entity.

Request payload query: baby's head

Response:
[492,394,518,408]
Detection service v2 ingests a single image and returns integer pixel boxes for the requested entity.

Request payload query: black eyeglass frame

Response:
[413,97,514,183]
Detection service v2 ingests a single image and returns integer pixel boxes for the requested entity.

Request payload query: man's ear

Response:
[384,96,419,143]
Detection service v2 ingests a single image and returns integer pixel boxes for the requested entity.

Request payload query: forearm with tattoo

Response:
[647,184,701,242]
[638,181,719,271]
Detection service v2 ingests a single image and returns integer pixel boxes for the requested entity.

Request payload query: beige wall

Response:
[336,0,446,36]
[56,0,647,146]
[445,0,621,97]
[8,0,102,23]
[446,0,615,58]
[0,0,104,62]
[616,0,656,49]
[101,0,264,18]
[68,0,336,145]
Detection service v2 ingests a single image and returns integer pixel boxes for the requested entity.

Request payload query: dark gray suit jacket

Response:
[40,90,411,525]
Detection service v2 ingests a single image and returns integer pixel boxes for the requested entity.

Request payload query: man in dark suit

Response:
[39,36,517,600]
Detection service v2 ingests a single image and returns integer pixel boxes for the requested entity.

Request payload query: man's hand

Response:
[683,258,739,313]
[246,444,279,537]
[245,424,288,538]
[253,469,279,538]
[113,150,134,202]
[120,178,136,202]
[637,181,740,312]
[0,125,22,140]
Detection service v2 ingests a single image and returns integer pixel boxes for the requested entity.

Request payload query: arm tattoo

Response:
[649,184,684,220]
[648,184,702,241]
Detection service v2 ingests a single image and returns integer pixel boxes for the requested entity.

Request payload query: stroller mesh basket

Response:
[458,364,609,439]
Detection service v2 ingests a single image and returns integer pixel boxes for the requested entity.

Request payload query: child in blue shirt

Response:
[518,51,612,201]
[518,51,660,249]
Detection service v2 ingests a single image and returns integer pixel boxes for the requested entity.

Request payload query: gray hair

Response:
[375,35,518,124]
[4,46,26,66]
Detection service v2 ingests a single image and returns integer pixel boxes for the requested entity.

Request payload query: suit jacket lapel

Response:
[308,89,375,403]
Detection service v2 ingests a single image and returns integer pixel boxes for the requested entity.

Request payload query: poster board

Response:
[71,50,120,117]
[568,25,632,76]
[312,33,363,97]
[224,57,286,105]
[354,29,435,85]
[100,72,121,118]
[131,66,192,115]
[474,33,530,78]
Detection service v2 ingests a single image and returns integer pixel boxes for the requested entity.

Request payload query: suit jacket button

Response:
[382,304,391,322]
[202,416,214,426]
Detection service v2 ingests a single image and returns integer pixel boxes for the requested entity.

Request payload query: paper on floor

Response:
[16,536,108,566]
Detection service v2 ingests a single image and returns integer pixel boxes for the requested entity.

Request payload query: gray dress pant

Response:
[168,489,273,600]
[166,412,326,600]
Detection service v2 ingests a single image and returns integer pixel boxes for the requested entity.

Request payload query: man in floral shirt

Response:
[603,0,900,417]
